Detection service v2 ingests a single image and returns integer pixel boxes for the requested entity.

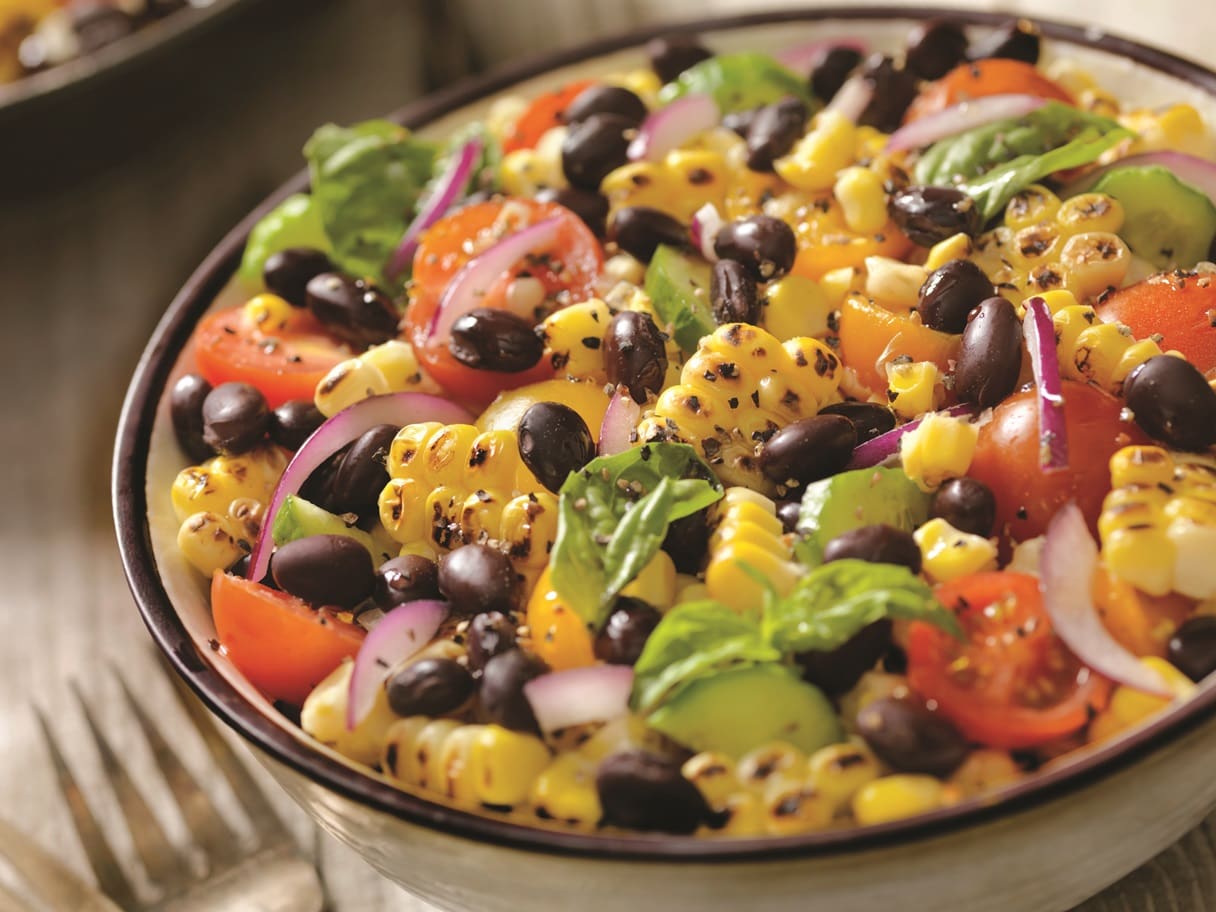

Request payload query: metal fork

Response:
[33,666,325,911]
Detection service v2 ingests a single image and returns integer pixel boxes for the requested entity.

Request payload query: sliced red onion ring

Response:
[690,202,724,262]
[1063,150,1216,206]
[886,94,1047,152]
[386,136,483,282]
[1023,295,1069,472]
[1040,504,1171,697]
[846,403,977,470]
[628,93,719,162]
[522,665,635,734]
[425,216,563,343]
[246,392,474,583]
[775,38,867,77]
[347,599,448,729]
[598,388,641,455]
[824,73,874,124]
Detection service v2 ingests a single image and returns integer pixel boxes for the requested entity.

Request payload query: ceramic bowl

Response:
[114,9,1216,911]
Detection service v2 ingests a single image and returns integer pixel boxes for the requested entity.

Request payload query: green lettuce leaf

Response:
[658,52,813,113]
[237,193,331,284]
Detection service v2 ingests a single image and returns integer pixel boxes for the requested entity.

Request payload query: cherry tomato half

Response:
[905,59,1074,123]
[502,79,596,153]
[1096,271,1216,377]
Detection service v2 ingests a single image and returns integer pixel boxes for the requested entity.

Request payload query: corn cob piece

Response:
[171,445,289,524]
[314,339,439,418]
[1044,289,1167,395]
[704,487,800,613]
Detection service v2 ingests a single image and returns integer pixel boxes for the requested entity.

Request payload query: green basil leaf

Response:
[238,194,331,284]
[658,52,813,113]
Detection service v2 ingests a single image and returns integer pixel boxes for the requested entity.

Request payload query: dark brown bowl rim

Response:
[114,5,1216,863]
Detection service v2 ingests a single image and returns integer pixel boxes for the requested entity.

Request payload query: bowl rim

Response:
[114,4,1216,863]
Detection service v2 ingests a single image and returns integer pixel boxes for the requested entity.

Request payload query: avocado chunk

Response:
[644,244,717,354]
[647,664,841,758]
[272,494,394,566]
[1092,165,1216,269]
[795,466,931,566]
[658,52,814,113]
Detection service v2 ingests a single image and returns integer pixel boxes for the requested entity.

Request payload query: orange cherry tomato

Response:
[502,79,596,153]
[905,59,1074,123]
[1093,568,1195,659]
[526,567,595,671]
[835,295,962,394]
[211,571,365,706]
[1096,271,1216,377]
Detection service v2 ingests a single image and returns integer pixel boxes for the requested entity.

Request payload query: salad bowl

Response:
[115,8,1216,912]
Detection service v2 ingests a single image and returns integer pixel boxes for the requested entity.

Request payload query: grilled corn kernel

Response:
[714,791,768,836]
[915,517,999,583]
[315,340,437,418]
[807,741,881,809]
[1053,304,1161,394]
[243,293,295,331]
[835,166,888,235]
[1057,194,1125,235]
[899,411,978,492]
[763,782,836,834]
[764,275,832,340]
[775,110,857,192]
[948,750,1022,798]
[501,492,559,568]
[864,256,926,312]
[530,753,601,827]
[886,360,940,421]
[706,488,800,612]
[541,298,613,382]
[302,660,398,767]
[1059,232,1131,302]
[499,126,568,195]
[1091,657,1195,741]
[619,550,678,609]
[925,233,973,271]
[852,775,949,826]
[177,512,246,575]
[469,726,553,807]
[170,446,288,523]
[601,149,731,222]
[683,752,741,810]
[1111,446,1176,489]
[1004,185,1061,231]
[1122,104,1216,159]
[737,742,807,786]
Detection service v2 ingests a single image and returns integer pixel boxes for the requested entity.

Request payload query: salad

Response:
[165,18,1216,837]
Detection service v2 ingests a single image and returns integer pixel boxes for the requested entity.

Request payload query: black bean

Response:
[438,544,521,617]
[745,96,809,172]
[647,34,712,84]
[72,5,134,53]
[466,611,518,673]
[857,54,920,133]
[954,296,1023,409]
[714,215,797,281]
[479,649,546,734]
[822,524,922,574]
[596,750,709,834]
[561,113,633,191]
[888,185,983,247]
[722,108,760,137]
[709,258,760,325]
[857,696,968,777]
[904,19,970,80]
[1168,617,1216,682]
[969,19,1041,64]
[448,308,543,372]
[819,401,896,444]
[263,247,334,308]
[298,445,348,513]
[386,658,475,717]
[518,402,595,493]
[1124,355,1216,452]
[270,399,325,451]
[305,273,399,349]
[201,382,269,455]
[609,206,689,263]
[594,597,663,666]
[776,500,801,534]
[662,508,710,574]
[759,414,857,489]
[930,478,997,537]
[535,186,610,238]
[373,554,441,610]
[170,373,215,463]
[603,310,670,404]
[326,424,398,515]
[271,535,374,609]
[797,619,893,697]
[564,84,649,127]
[810,46,863,102]
[918,259,995,334]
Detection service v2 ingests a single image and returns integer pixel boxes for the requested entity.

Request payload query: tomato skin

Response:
[908,572,1111,749]
[194,307,349,409]
[905,59,1073,122]
[211,571,365,706]
[967,382,1147,545]
[502,79,596,153]
[1096,272,1216,377]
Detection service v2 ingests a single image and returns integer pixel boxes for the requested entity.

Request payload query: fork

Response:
[33,666,325,911]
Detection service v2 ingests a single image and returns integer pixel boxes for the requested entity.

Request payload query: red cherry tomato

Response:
[1096,271,1216,377]
[907,572,1111,749]
[404,198,602,406]
[905,59,1074,123]
[193,306,350,409]
[502,79,596,153]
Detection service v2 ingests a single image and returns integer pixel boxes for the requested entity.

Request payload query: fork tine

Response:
[69,681,197,890]
[33,708,141,910]
[0,817,124,912]
[110,667,245,872]
[163,666,291,844]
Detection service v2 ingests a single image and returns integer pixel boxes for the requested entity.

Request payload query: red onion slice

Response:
[386,136,483,282]
[824,74,874,124]
[598,388,642,455]
[246,392,475,582]
[690,202,724,262]
[523,665,635,734]
[886,94,1047,152]
[628,93,719,162]
[1023,296,1069,472]
[846,403,978,470]
[425,216,563,343]
[775,38,867,77]
[347,599,448,729]
[1040,504,1171,697]
[1063,150,1216,205]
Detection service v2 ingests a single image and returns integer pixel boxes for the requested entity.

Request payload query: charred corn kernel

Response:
[775,110,857,192]
[170,445,288,523]
[1052,304,1161,394]
[315,340,436,418]
[1057,194,1125,235]
[177,511,247,575]
[714,791,768,836]
[807,741,881,809]
[763,781,835,834]
[530,752,601,826]
[948,750,1022,798]
[541,298,613,382]
[820,266,862,306]
[1091,656,1194,742]
[683,752,741,810]
[706,487,800,612]
[852,775,949,826]
[925,233,973,271]
[501,492,559,568]
[915,517,998,584]
[737,742,807,786]
[885,361,940,421]
[1004,185,1061,231]
[468,726,553,807]
[835,167,888,235]
[764,275,832,340]
[577,715,670,763]
[899,411,977,492]
[603,252,646,285]
[602,149,731,222]
[1058,232,1131,301]
[619,550,678,609]
[1122,104,1216,159]
[1111,445,1176,489]
[243,293,294,331]
[302,660,398,767]
[1167,519,1216,600]
[864,256,926,311]
[645,323,842,490]
[499,126,568,195]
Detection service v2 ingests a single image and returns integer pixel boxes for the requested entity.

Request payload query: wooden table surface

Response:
[2,0,1214,909]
